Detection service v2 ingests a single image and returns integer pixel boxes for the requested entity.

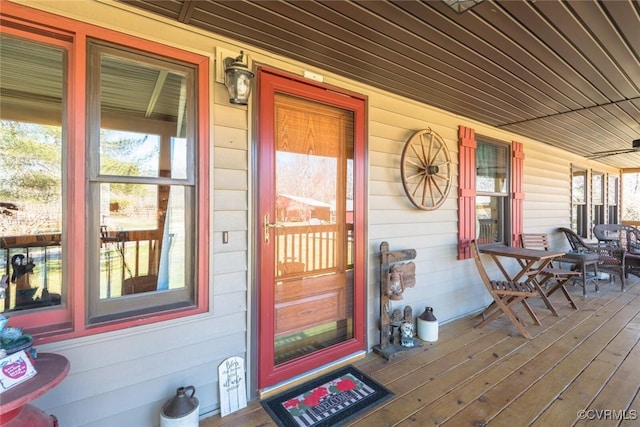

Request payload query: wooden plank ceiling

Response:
[120,0,640,169]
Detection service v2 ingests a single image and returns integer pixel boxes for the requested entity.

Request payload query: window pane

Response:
[99,54,188,180]
[100,130,161,177]
[623,173,640,222]
[572,171,586,204]
[88,42,197,321]
[572,169,587,235]
[0,36,65,313]
[476,140,509,245]
[573,205,588,236]
[608,176,618,206]
[477,142,508,194]
[608,176,619,224]
[592,173,604,227]
[593,173,603,205]
[99,183,191,299]
[476,196,505,244]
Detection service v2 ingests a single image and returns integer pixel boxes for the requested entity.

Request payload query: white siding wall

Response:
[14,1,620,426]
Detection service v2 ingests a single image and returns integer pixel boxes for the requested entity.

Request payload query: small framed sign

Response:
[0,350,37,391]
[218,356,247,417]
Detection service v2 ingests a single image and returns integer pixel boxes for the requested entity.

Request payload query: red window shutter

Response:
[511,141,525,246]
[458,126,476,260]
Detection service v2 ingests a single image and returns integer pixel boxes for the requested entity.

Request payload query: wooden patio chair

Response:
[520,233,581,310]
[471,240,540,339]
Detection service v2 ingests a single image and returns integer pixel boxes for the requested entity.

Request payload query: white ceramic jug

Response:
[417,306,438,342]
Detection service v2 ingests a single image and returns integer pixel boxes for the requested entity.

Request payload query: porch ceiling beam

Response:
[145,70,168,118]
[178,0,196,24]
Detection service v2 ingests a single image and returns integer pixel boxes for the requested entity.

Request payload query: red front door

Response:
[257,68,367,388]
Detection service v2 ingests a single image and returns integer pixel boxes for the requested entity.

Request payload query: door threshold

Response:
[259,350,366,399]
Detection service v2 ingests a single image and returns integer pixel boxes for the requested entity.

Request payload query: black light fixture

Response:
[442,0,485,14]
[223,51,255,105]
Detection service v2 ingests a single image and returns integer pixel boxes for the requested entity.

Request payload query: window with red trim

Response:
[457,126,524,259]
[476,140,510,245]
[0,7,209,341]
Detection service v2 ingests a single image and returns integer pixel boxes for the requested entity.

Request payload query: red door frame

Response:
[257,66,367,388]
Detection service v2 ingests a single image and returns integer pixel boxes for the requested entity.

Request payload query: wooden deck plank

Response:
[436,290,640,427]
[508,307,640,426]
[200,277,640,427]
[354,291,612,426]
[362,296,573,386]
[369,328,509,385]
[348,331,520,426]
[573,322,640,427]
[355,315,481,375]
[619,388,640,427]
[391,288,636,426]
[200,403,274,427]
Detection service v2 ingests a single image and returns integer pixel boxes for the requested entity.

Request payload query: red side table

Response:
[0,353,70,426]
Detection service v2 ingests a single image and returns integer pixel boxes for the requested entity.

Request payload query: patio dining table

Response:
[479,245,569,317]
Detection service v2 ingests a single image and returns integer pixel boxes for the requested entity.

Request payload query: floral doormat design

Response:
[261,366,393,427]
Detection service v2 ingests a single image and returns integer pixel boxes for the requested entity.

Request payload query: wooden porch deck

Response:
[202,274,640,426]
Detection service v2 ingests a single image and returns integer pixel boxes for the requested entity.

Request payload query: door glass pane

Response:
[0,36,65,313]
[273,94,354,365]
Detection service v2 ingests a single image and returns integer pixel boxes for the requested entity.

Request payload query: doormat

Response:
[261,366,393,427]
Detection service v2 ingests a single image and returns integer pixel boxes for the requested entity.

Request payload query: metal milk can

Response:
[160,386,200,427]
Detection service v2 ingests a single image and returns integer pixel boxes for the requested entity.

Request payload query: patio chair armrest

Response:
[594,246,626,270]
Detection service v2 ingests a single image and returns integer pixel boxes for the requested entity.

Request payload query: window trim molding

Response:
[570,165,622,238]
[457,126,524,259]
[1,2,210,344]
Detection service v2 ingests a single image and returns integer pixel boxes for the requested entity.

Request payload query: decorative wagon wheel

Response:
[400,128,452,210]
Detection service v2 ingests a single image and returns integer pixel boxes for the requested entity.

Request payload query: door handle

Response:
[263,214,282,243]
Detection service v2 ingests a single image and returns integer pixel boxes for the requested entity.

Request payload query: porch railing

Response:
[275,223,353,278]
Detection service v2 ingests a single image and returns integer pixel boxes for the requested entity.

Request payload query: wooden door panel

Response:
[274,273,351,337]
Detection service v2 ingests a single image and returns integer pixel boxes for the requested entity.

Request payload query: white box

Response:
[0,350,37,391]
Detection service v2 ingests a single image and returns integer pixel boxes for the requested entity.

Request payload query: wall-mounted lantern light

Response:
[223,51,255,105]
